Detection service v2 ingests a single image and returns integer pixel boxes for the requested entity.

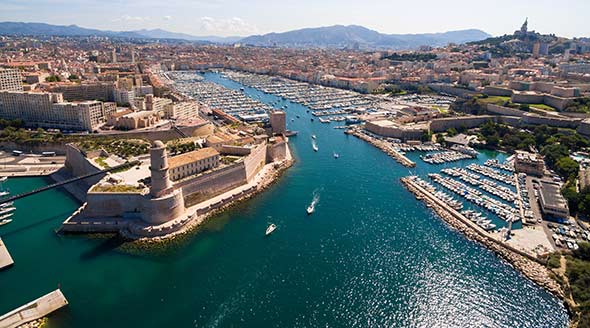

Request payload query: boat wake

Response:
[307,191,320,215]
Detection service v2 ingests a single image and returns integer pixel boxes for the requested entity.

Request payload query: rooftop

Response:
[168,147,220,168]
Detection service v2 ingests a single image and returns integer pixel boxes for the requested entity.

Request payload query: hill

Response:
[239,25,491,49]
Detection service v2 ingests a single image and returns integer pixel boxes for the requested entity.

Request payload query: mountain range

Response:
[240,25,491,49]
[0,22,490,49]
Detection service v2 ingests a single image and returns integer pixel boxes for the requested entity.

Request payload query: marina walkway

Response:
[0,289,68,328]
[0,237,13,270]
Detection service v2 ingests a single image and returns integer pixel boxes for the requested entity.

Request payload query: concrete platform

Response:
[0,237,14,270]
[0,289,68,328]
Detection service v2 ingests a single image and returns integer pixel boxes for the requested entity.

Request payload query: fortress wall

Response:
[486,104,525,117]
[429,116,499,132]
[64,144,103,187]
[176,162,248,198]
[267,141,287,163]
[244,143,267,182]
[82,192,144,218]
[142,190,185,225]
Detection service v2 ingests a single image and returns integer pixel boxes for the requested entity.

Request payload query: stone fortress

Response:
[59,115,291,239]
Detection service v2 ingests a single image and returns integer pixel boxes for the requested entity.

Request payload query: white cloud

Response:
[198,16,258,36]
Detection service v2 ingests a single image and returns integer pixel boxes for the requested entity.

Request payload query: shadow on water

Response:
[0,212,72,238]
[78,235,127,261]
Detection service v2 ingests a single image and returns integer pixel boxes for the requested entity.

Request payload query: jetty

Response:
[347,129,416,167]
[401,176,564,298]
[0,289,68,328]
[0,237,14,270]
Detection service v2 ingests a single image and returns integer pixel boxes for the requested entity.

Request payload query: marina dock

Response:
[0,289,68,328]
[0,237,14,270]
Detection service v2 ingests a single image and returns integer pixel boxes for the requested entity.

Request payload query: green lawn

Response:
[528,103,556,111]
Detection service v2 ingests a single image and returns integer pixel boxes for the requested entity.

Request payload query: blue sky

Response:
[1,0,588,37]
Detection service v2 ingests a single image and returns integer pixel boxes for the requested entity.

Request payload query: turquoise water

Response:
[0,72,569,327]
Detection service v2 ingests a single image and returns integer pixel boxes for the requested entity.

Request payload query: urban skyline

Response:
[1,0,589,38]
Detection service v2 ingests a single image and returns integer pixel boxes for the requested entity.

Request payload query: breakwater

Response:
[401,176,564,298]
[346,128,416,167]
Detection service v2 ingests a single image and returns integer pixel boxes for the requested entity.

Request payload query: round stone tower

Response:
[149,140,173,198]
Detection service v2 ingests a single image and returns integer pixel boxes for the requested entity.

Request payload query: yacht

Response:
[265,223,277,236]
[0,218,12,226]
[0,201,13,208]
[0,191,8,197]
[0,177,7,183]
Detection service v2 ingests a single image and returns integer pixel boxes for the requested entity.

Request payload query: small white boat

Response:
[0,177,7,182]
[0,191,8,197]
[0,213,13,220]
[0,219,12,226]
[312,144,318,152]
[311,135,316,139]
[0,201,13,208]
[0,207,15,215]
[265,223,277,236]
[306,202,315,215]
[333,152,339,159]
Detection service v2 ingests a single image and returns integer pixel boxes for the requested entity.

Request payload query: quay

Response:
[0,289,68,328]
[0,237,14,270]
[401,176,564,298]
[347,129,416,167]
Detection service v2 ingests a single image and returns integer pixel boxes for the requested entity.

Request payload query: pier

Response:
[0,237,13,270]
[0,289,68,328]
[347,129,416,167]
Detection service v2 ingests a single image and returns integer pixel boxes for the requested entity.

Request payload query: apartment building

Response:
[0,68,23,91]
[168,148,220,181]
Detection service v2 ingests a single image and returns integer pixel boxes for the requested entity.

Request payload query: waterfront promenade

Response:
[0,289,68,328]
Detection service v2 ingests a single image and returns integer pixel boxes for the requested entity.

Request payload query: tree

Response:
[555,157,579,181]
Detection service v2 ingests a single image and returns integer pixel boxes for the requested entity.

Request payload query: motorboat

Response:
[0,207,15,215]
[0,218,12,226]
[333,152,339,159]
[306,203,315,215]
[0,201,13,208]
[265,223,277,236]
[311,135,316,139]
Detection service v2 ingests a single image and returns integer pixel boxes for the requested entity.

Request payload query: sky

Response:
[0,0,588,38]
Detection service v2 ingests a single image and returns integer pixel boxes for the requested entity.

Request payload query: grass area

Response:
[528,103,556,111]
[477,96,511,105]
[94,157,110,168]
[78,139,150,158]
[92,184,144,193]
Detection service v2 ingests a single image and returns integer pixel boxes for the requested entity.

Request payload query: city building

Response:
[514,150,546,176]
[164,101,198,120]
[0,68,23,91]
[538,180,570,219]
[0,90,114,131]
[168,148,220,181]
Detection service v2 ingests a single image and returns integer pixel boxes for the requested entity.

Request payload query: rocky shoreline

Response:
[400,177,573,319]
